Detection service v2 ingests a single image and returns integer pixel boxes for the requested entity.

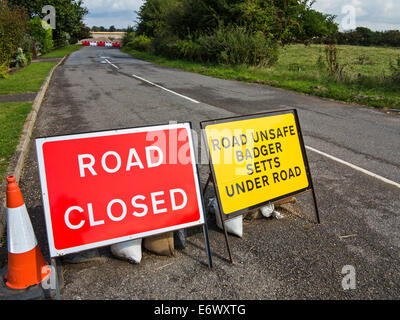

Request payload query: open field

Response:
[122,44,400,110]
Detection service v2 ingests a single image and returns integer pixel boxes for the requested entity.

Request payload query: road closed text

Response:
[36,124,204,256]
[64,188,188,230]
[77,145,164,178]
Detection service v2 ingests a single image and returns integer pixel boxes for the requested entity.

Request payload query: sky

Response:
[82,0,144,29]
[82,0,400,31]
[312,0,400,31]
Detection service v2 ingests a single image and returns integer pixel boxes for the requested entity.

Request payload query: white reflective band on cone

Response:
[7,205,38,254]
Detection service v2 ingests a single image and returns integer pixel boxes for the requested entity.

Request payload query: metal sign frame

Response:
[201,109,320,263]
[36,122,212,270]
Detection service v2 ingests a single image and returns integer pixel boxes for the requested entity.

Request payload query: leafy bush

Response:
[122,32,136,46]
[15,48,28,67]
[174,37,201,61]
[19,33,34,63]
[150,35,180,58]
[122,26,136,46]
[0,1,28,66]
[197,26,279,66]
[389,56,400,85]
[128,25,280,67]
[73,23,91,43]
[0,63,9,79]
[127,34,152,52]
[28,16,53,55]
[56,32,71,48]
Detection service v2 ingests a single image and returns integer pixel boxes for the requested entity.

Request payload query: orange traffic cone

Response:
[4,176,51,290]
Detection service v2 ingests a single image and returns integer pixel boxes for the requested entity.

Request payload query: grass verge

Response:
[0,62,57,95]
[122,44,400,110]
[0,102,33,181]
[41,44,82,58]
[0,44,83,183]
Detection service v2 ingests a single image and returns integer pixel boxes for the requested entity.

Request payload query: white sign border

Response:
[36,123,205,258]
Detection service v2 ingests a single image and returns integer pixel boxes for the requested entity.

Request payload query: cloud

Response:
[81,0,400,31]
[312,0,400,31]
[83,0,143,12]
[82,0,144,28]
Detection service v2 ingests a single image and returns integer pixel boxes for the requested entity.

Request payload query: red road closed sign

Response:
[36,123,205,257]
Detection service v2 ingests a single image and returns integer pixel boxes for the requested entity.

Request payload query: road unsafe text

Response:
[203,112,310,216]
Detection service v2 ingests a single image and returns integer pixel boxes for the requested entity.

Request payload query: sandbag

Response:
[218,214,243,238]
[260,203,285,220]
[272,211,284,219]
[110,239,142,264]
[209,198,243,238]
[260,204,275,218]
[143,232,174,256]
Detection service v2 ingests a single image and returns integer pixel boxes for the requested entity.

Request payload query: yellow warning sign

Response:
[202,110,311,217]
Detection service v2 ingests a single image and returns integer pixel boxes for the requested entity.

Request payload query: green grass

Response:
[0,102,33,181]
[0,45,82,183]
[41,44,82,58]
[122,44,400,110]
[0,62,57,94]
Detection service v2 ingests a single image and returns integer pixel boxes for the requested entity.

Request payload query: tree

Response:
[136,0,276,39]
[135,0,337,44]
[75,22,91,40]
[382,30,400,47]
[133,0,341,65]
[0,0,28,69]
[296,9,338,44]
[355,27,374,46]
[8,0,88,45]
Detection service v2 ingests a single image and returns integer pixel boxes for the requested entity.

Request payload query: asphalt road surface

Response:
[4,47,400,300]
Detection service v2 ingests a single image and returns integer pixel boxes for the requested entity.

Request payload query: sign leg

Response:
[220,213,234,264]
[202,222,213,268]
[51,258,61,300]
[202,173,212,199]
[207,169,234,264]
[311,188,321,224]
[200,172,213,268]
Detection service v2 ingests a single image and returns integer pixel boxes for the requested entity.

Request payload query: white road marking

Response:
[104,58,199,103]
[131,74,200,104]
[104,58,119,69]
[103,56,399,188]
[306,146,400,189]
